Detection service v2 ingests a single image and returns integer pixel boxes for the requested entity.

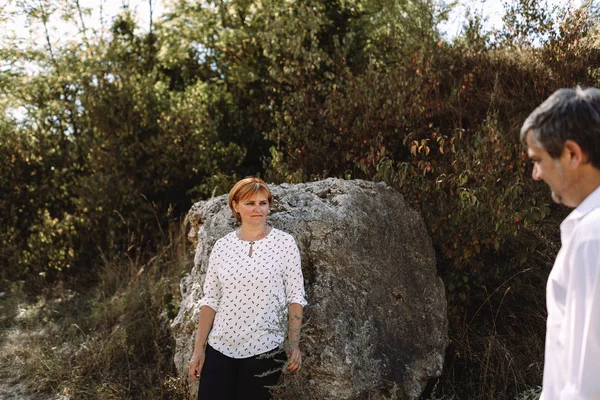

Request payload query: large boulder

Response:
[172,178,447,399]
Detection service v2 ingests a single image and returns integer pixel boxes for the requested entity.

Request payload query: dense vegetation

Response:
[1,0,599,398]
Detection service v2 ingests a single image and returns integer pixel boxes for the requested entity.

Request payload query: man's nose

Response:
[532,164,541,181]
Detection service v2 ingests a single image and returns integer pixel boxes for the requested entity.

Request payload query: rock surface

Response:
[172,178,447,399]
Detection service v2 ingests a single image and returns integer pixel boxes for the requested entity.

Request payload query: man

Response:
[521,86,600,399]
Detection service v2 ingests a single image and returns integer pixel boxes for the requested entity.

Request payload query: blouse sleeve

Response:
[284,236,307,307]
[199,242,222,312]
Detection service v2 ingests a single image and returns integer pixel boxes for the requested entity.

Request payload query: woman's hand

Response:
[188,350,206,381]
[286,346,302,372]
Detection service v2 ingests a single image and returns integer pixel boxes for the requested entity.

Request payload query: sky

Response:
[0,0,585,122]
[2,0,586,47]
[440,0,585,39]
[2,0,166,47]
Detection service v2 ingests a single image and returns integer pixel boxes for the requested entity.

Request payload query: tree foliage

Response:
[1,2,246,284]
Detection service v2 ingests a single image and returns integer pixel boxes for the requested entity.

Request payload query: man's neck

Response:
[572,166,600,207]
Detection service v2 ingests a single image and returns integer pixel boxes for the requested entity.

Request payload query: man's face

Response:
[526,133,573,206]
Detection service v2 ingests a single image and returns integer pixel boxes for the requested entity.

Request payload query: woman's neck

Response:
[238,223,269,240]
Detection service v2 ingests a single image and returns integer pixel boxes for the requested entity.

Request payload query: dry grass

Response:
[426,255,549,400]
[0,223,191,400]
[1,231,551,400]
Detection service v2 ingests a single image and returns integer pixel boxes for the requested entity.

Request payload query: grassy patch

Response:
[425,256,548,400]
[0,224,550,400]
[0,226,191,399]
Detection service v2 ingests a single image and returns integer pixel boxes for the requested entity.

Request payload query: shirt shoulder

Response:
[574,207,600,240]
[271,228,297,244]
[211,231,237,252]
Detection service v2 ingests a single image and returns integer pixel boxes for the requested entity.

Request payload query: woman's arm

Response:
[189,241,222,380]
[188,306,216,381]
[286,302,303,372]
[282,235,307,372]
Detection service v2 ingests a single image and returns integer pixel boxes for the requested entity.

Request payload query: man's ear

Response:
[563,140,586,167]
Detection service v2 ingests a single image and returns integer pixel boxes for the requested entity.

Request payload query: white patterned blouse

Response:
[199,228,307,358]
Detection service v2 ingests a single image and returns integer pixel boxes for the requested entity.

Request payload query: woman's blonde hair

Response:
[228,177,272,223]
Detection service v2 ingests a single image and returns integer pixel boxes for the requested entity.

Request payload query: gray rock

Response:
[172,178,447,399]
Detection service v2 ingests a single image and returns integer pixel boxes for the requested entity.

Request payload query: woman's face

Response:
[234,191,270,226]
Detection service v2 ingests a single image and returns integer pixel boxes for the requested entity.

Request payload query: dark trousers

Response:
[197,344,285,400]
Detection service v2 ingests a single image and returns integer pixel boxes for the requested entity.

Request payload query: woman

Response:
[188,177,307,400]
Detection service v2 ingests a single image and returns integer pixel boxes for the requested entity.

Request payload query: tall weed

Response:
[0,221,190,399]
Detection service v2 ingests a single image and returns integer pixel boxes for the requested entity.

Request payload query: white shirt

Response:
[199,228,307,358]
[541,186,600,400]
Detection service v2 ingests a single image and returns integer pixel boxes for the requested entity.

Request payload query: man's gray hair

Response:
[520,86,600,168]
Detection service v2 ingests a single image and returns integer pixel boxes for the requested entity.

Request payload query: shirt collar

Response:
[560,184,600,240]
